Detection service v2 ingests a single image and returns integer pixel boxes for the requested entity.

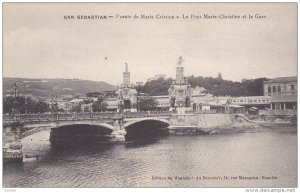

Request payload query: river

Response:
[3,129,297,188]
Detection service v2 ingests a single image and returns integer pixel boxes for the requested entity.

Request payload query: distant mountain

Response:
[3,78,117,100]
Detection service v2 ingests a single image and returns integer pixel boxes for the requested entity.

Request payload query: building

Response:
[57,101,73,113]
[152,95,170,110]
[264,76,297,96]
[106,97,118,111]
[263,76,297,110]
[81,103,93,112]
[270,95,297,110]
[103,58,297,114]
[154,74,166,80]
[115,63,138,112]
[228,96,272,110]
[146,75,166,83]
[168,56,192,113]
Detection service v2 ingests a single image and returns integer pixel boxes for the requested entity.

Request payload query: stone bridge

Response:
[3,112,172,144]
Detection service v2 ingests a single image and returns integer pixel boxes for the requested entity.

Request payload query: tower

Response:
[176,56,184,83]
[123,63,130,87]
[116,63,138,113]
[168,56,192,114]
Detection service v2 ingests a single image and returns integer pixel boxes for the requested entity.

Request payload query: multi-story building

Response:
[263,76,297,110]
[106,97,118,111]
[264,76,297,96]
[152,95,170,110]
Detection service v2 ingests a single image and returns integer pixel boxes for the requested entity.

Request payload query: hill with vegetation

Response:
[136,76,268,96]
[3,78,117,100]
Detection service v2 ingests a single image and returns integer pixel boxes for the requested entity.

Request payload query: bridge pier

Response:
[3,123,24,163]
[110,116,126,142]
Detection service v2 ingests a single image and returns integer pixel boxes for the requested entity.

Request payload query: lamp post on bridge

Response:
[51,95,58,120]
[11,82,19,119]
[25,96,28,115]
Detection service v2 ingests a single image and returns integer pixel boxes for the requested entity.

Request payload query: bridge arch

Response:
[50,123,115,143]
[21,123,115,140]
[124,118,170,140]
[124,118,170,129]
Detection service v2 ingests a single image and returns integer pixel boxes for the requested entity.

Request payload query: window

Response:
[254,100,257,102]
[273,86,276,92]
[291,85,295,91]
[278,86,281,93]
[268,86,271,93]
[262,100,265,102]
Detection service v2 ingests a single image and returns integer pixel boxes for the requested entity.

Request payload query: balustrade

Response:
[3,111,172,123]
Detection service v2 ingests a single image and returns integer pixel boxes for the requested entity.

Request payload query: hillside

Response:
[137,76,268,96]
[3,78,117,100]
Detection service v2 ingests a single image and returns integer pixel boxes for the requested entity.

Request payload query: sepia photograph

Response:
[2,2,298,189]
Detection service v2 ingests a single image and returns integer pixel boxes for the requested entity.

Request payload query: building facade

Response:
[103,60,297,113]
[263,76,297,96]
[263,76,297,110]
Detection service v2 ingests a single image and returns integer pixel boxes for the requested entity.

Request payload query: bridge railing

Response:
[123,111,172,118]
[3,111,172,123]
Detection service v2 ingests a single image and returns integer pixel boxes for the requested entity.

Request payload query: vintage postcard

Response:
[2,2,297,190]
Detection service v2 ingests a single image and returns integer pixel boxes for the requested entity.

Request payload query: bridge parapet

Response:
[3,112,173,124]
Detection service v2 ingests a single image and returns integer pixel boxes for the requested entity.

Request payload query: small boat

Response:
[3,151,23,163]
[24,154,39,161]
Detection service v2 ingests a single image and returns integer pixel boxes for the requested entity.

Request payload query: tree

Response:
[92,96,107,112]
[3,96,50,114]
[185,97,191,107]
[71,104,82,113]
[138,97,158,111]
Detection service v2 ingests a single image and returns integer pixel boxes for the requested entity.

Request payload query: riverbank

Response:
[168,113,297,135]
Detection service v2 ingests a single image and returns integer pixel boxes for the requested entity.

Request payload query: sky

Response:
[3,3,297,85]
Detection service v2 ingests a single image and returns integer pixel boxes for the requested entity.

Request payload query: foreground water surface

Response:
[3,129,297,188]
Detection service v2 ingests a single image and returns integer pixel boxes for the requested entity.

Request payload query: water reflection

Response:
[125,135,167,148]
[3,129,298,188]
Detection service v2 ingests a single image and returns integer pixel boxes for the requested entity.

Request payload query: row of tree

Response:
[136,75,267,96]
[3,96,50,114]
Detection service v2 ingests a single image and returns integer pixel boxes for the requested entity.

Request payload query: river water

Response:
[3,129,297,188]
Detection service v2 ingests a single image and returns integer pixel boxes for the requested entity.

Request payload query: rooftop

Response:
[264,76,297,83]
